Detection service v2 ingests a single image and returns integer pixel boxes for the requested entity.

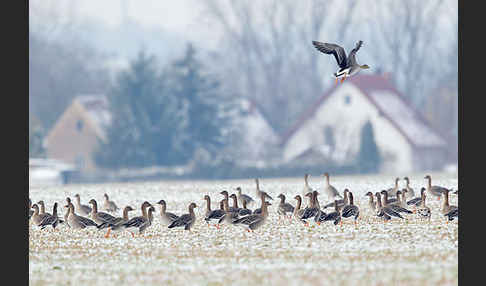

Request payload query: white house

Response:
[281,74,449,173]
[230,98,281,167]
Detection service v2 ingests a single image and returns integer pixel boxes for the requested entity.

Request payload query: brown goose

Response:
[322,173,342,199]
[255,178,273,201]
[229,193,243,214]
[88,199,117,226]
[236,187,255,207]
[38,202,63,230]
[403,177,415,198]
[407,187,426,213]
[156,200,179,226]
[121,201,153,237]
[293,195,305,221]
[320,200,342,226]
[238,199,253,216]
[375,192,403,222]
[300,191,320,226]
[97,206,135,238]
[36,200,51,217]
[168,203,198,231]
[74,194,92,216]
[441,189,458,222]
[341,192,360,225]
[205,199,226,229]
[424,175,449,201]
[416,189,431,221]
[365,191,376,213]
[386,178,400,197]
[31,204,50,226]
[380,190,413,215]
[64,202,99,229]
[277,194,295,219]
[102,193,119,213]
[323,189,349,210]
[232,192,271,232]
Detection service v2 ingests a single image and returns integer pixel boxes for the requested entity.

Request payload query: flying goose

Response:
[156,200,179,226]
[424,175,449,201]
[102,193,119,213]
[312,40,369,84]
[168,203,198,231]
[74,194,92,216]
[322,173,342,199]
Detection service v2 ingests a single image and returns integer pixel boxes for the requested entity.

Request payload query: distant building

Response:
[231,98,281,167]
[44,95,111,174]
[281,75,449,173]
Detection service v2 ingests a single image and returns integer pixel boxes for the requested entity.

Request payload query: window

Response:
[344,95,351,105]
[76,120,84,132]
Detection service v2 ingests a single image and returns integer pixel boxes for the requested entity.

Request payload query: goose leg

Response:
[104,228,111,238]
[335,77,339,85]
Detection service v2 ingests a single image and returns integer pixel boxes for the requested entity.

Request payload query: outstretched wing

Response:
[312,41,347,68]
[346,40,363,67]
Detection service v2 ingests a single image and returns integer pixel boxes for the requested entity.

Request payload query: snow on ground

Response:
[29,172,458,286]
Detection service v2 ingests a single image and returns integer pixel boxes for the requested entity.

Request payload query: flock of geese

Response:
[29,174,458,238]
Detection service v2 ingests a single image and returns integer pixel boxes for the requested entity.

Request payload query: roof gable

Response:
[282,74,447,148]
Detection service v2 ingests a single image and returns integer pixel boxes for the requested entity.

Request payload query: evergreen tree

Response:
[95,51,184,168]
[357,121,382,173]
[165,43,229,164]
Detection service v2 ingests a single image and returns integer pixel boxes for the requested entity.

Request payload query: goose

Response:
[375,192,404,222]
[441,189,458,222]
[380,190,412,215]
[168,203,198,231]
[88,199,117,226]
[277,194,295,219]
[29,198,34,219]
[321,200,342,226]
[424,175,449,201]
[64,202,99,229]
[121,206,155,236]
[97,206,135,238]
[253,201,272,215]
[229,194,243,214]
[380,190,397,204]
[156,200,179,226]
[31,204,50,226]
[236,187,255,207]
[323,189,349,210]
[299,191,320,226]
[203,195,214,221]
[74,194,92,216]
[121,201,153,237]
[341,191,360,225]
[218,197,240,225]
[312,40,369,84]
[365,191,376,213]
[255,178,273,201]
[205,199,226,229]
[403,177,415,198]
[396,189,409,209]
[322,173,342,199]
[293,195,305,221]
[302,174,315,197]
[416,189,431,221]
[238,199,253,216]
[386,178,400,197]
[102,193,119,213]
[232,192,270,232]
[38,202,63,230]
[407,187,426,213]
[36,200,51,217]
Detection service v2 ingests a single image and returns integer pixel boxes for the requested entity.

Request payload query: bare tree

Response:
[202,0,361,133]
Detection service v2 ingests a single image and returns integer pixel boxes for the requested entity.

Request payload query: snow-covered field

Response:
[29,173,458,286]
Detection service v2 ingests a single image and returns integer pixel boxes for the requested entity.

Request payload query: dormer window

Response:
[76,120,84,132]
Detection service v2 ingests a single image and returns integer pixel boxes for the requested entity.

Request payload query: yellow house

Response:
[44,95,111,174]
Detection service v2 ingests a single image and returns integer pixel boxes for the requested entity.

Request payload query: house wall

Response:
[45,102,102,173]
[283,83,414,173]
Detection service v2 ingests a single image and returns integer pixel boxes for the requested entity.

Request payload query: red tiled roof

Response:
[281,74,447,149]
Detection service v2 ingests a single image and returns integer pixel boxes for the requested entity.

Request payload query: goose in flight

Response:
[312,40,369,84]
